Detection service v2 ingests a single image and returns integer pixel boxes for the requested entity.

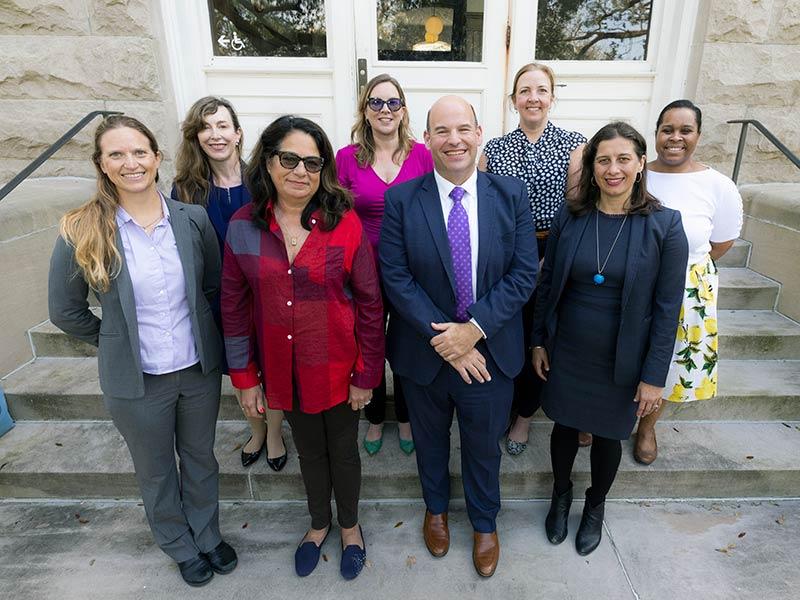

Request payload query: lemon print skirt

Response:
[664,255,719,402]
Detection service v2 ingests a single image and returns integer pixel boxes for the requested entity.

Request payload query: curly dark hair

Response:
[246,115,352,232]
[570,121,661,216]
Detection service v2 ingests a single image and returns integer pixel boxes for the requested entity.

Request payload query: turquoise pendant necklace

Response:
[594,209,628,285]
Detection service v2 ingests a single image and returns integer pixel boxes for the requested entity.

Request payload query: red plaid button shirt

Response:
[221,203,384,414]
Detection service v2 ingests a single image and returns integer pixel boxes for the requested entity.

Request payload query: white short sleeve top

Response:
[648,168,743,264]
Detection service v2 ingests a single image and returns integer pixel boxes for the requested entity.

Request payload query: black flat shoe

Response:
[266,435,288,472]
[545,484,573,545]
[576,499,605,556]
[241,436,265,468]
[177,555,214,587]
[203,540,238,574]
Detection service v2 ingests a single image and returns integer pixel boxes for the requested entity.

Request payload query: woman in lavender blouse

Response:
[336,73,433,456]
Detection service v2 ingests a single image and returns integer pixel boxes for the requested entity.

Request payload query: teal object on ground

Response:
[0,385,15,438]
[363,435,383,456]
[399,437,415,455]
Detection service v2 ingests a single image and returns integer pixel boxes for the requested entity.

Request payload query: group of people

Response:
[47,62,742,586]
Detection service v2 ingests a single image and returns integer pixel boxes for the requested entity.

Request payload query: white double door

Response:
[163,1,700,156]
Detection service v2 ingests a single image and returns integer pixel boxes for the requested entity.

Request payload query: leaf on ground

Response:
[394,521,403,528]
[745,455,754,460]
[0,462,7,471]
[715,543,736,553]
[776,515,785,525]
[406,555,416,567]
[738,532,746,538]
[233,443,242,451]
[242,522,248,529]
[710,504,721,511]
[137,502,144,507]
[55,442,63,447]
[89,559,95,566]
[322,554,328,562]
[782,422,791,428]
[78,518,89,524]
[365,559,373,569]
[673,427,680,433]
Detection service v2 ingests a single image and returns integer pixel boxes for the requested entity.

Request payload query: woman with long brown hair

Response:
[335,73,433,456]
[172,96,287,471]
[49,115,236,586]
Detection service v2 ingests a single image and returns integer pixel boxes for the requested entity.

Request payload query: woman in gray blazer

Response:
[48,115,236,587]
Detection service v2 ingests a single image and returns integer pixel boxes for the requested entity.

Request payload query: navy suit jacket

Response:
[532,204,688,388]
[379,170,538,386]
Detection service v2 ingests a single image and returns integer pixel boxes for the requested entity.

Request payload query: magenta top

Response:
[336,141,434,252]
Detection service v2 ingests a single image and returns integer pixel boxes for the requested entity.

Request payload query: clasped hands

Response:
[430,321,491,384]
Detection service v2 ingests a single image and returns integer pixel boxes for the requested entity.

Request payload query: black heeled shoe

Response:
[575,497,605,556]
[266,435,288,472]
[545,484,573,544]
[240,436,264,468]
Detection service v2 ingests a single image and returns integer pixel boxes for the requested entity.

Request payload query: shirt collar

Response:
[433,168,479,202]
[115,192,170,228]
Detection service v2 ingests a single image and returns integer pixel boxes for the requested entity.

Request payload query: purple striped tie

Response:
[447,186,473,322]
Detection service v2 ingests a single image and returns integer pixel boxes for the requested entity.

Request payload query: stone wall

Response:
[0,0,178,186]
[694,0,800,184]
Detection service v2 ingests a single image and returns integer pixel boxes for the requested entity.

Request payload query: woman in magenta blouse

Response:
[336,73,433,456]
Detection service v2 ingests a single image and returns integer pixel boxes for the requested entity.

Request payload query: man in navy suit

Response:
[379,95,538,577]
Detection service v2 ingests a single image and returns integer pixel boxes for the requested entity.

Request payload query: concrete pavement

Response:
[1,498,797,600]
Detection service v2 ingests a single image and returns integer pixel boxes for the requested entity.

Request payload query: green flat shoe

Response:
[363,435,383,456]
[399,437,415,455]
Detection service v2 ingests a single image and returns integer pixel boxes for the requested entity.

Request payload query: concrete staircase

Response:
[2,239,800,501]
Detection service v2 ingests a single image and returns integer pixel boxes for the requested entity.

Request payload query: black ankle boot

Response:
[575,498,605,556]
[545,485,573,544]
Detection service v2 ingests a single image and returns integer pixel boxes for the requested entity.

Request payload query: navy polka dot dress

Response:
[484,122,586,231]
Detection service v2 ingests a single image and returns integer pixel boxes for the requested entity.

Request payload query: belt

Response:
[535,230,549,240]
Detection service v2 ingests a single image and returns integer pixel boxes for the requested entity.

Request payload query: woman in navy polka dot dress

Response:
[479,63,586,456]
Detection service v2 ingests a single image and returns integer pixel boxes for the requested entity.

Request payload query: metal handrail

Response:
[0,110,122,203]
[727,119,800,184]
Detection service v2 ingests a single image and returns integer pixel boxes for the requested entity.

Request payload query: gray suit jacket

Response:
[48,198,223,399]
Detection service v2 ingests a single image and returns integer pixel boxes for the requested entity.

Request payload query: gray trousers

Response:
[104,362,222,562]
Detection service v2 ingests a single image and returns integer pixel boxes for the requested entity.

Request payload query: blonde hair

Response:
[510,62,556,104]
[173,96,243,205]
[350,73,414,167]
[59,115,161,292]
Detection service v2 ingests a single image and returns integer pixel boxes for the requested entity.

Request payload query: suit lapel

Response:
[556,210,591,298]
[114,227,141,371]
[476,172,496,297]
[621,213,645,310]
[419,174,457,293]
[168,199,197,313]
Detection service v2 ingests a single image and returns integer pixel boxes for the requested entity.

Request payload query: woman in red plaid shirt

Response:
[221,116,384,580]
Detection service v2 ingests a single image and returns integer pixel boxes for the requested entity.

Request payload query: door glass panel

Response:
[207,0,327,57]
[536,0,652,60]
[376,0,484,62]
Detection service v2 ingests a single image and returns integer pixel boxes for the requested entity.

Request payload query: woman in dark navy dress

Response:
[532,122,687,556]
[172,96,287,470]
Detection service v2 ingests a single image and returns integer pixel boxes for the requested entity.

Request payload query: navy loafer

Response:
[295,526,331,577]
[340,525,367,581]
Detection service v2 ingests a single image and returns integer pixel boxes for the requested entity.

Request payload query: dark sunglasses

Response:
[367,97,404,112]
[271,150,324,173]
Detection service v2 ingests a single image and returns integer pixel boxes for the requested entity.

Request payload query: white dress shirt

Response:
[432,169,486,337]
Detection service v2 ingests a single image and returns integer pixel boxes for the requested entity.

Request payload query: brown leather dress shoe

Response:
[423,511,449,557]
[472,531,500,578]
[634,428,658,465]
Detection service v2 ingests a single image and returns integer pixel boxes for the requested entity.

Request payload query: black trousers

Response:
[366,287,409,424]
[285,400,361,530]
[512,235,547,419]
[550,422,622,507]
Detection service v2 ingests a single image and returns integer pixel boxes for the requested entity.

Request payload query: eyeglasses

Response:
[271,150,324,173]
[367,97,404,112]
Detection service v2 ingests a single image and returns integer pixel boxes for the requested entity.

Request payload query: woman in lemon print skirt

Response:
[635,100,743,464]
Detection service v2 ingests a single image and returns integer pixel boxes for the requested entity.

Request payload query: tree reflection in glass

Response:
[208,0,327,57]
[536,0,652,61]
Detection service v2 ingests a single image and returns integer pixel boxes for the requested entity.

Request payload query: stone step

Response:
[0,420,798,500]
[3,358,799,422]
[718,310,800,359]
[717,268,779,310]
[716,239,750,268]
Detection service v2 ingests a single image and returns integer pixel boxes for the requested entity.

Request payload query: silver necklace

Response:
[594,209,628,285]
